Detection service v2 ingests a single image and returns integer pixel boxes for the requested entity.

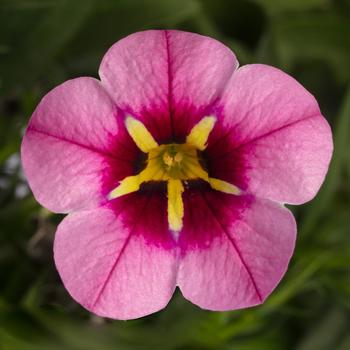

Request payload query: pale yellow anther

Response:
[186,116,216,150]
[174,152,183,163]
[163,153,174,167]
[125,116,158,153]
[163,151,183,168]
[167,179,184,232]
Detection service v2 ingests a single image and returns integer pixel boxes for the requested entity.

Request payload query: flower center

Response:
[108,116,240,233]
[163,146,183,169]
[147,143,205,181]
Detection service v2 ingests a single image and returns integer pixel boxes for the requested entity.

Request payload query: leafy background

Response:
[1,0,350,349]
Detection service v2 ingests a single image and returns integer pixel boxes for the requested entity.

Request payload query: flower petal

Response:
[208,64,333,204]
[99,30,237,141]
[21,77,134,213]
[235,115,332,204]
[163,30,237,138]
[177,189,296,311]
[54,196,178,320]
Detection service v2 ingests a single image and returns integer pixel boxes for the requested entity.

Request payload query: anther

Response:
[163,152,174,167]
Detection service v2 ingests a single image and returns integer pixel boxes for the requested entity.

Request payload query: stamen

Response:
[163,151,183,168]
[174,152,183,163]
[163,152,174,167]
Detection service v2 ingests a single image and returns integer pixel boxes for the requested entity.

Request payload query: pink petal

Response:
[162,30,238,138]
[208,64,333,204]
[236,115,332,204]
[177,190,296,311]
[99,30,237,141]
[54,200,178,320]
[21,77,134,213]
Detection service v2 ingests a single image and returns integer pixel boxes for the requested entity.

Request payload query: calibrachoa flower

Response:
[21,30,333,320]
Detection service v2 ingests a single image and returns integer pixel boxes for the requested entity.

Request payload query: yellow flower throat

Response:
[108,116,240,232]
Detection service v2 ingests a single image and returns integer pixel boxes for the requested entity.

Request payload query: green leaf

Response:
[0,0,96,93]
[59,0,200,75]
[253,0,330,15]
[296,307,349,350]
[272,13,350,82]
[338,335,350,350]
[261,253,330,312]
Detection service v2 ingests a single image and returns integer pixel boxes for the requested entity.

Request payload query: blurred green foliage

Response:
[1,0,350,349]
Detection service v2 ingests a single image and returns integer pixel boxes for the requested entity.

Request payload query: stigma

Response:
[108,116,240,233]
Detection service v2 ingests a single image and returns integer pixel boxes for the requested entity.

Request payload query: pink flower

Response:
[21,30,333,320]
